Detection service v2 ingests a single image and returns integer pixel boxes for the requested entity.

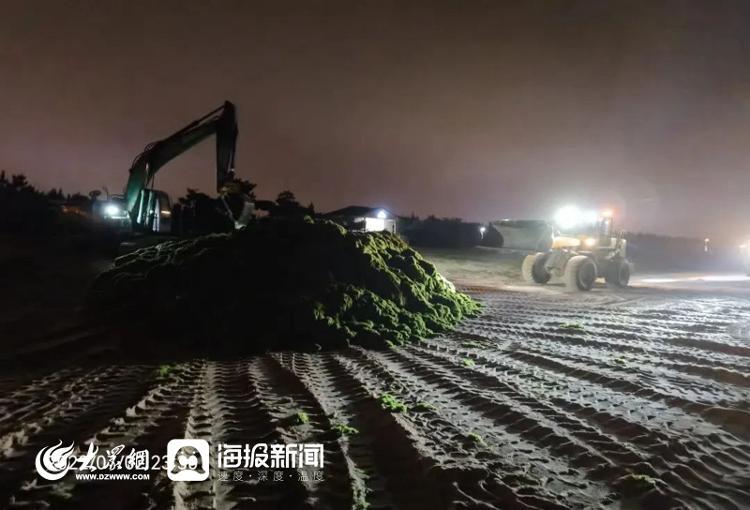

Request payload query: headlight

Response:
[583,237,597,247]
[554,205,599,230]
[554,206,582,230]
[104,204,121,217]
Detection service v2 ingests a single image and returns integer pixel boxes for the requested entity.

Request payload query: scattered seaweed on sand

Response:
[413,401,436,412]
[466,432,485,446]
[90,217,480,353]
[560,322,585,331]
[155,364,172,378]
[295,411,310,425]
[385,340,400,351]
[332,422,358,437]
[617,473,660,497]
[379,393,408,413]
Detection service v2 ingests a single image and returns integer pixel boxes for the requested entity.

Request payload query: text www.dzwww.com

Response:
[74,473,151,481]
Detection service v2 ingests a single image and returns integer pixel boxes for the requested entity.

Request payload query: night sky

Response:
[2,0,750,239]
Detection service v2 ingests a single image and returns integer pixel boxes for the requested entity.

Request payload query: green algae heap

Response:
[91,218,480,352]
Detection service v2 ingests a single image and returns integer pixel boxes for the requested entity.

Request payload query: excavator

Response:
[97,100,253,234]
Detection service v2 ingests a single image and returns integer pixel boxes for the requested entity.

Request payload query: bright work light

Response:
[554,205,603,230]
[104,204,122,217]
[554,205,582,230]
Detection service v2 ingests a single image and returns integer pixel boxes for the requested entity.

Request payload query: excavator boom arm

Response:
[124,101,238,213]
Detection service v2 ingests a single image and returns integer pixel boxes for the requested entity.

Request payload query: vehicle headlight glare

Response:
[104,204,121,217]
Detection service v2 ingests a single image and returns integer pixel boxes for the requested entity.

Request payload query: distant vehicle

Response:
[96,101,253,234]
[741,242,750,276]
[488,219,554,251]
[521,206,631,291]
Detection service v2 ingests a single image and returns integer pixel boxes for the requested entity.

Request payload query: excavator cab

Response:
[130,189,172,233]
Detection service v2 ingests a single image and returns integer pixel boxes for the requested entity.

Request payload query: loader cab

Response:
[595,213,614,245]
[554,210,616,252]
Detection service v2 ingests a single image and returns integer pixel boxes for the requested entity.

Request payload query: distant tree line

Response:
[255,189,315,218]
[1,172,319,237]
[0,171,60,234]
[0,171,118,235]
[3,171,737,272]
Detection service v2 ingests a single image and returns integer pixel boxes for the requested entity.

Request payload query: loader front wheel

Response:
[605,260,630,287]
[522,252,551,284]
[564,255,596,291]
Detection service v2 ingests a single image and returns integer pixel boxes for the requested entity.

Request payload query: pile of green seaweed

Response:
[91,218,480,352]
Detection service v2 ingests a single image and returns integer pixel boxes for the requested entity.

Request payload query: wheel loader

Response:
[521,208,631,291]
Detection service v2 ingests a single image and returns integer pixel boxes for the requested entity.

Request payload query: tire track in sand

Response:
[1,363,157,507]
[410,341,750,509]
[251,354,356,509]
[164,358,310,510]
[6,361,203,509]
[506,348,750,440]
[369,347,628,506]
[0,366,98,441]
[334,349,573,510]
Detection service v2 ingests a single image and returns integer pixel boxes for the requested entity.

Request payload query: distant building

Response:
[324,206,397,233]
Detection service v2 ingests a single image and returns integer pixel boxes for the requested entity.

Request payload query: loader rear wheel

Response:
[564,255,596,291]
[605,260,630,287]
[522,252,551,284]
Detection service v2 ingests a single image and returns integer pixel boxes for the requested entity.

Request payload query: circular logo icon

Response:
[35,440,76,481]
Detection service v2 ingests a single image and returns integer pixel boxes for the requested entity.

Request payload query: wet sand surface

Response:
[1,245,749,509]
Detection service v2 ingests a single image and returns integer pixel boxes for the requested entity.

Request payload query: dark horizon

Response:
[3,0,750,241]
